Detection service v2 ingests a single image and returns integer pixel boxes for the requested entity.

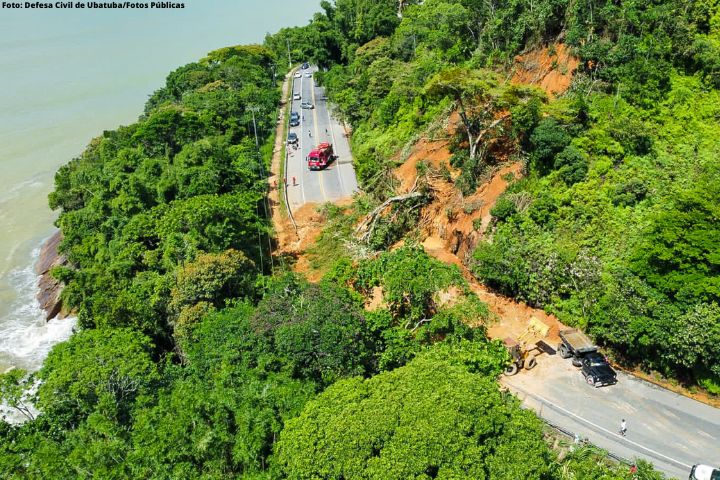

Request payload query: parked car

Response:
[302,62,309,69]
[580,352,617,387]
[300,102,314,109]
[293,93,301,100]
[290,111,299,120]
[287,132,298,145]
[294,72,301,78]
[690,464,720,480]
[289,118,299,127]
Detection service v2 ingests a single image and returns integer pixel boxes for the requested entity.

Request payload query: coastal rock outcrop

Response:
[35,230,68,321]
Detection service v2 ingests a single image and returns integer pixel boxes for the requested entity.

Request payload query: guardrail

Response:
[507,381,697,479]
[505,383,635,467]
[541,409,633,467]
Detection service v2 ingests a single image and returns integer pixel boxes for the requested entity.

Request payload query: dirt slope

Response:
[391,132,565,349]
[512,43,579,98]
[387,75,574,347]
[285,202,333,283]
[269,49,718,406]
[423,235,562,341]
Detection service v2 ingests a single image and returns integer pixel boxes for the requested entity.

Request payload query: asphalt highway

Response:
[285,66,358,212]
[503,353,720,479]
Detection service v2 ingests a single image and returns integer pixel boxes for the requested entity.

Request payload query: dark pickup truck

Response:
[559,329,617,388]
[580,352,617,387]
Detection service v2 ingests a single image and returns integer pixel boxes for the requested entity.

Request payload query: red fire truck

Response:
[307,142,334,170]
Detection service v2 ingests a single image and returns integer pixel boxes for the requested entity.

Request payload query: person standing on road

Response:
[619,419,627,436]
[308,130,312,138]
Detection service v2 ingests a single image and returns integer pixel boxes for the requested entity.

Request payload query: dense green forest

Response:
[1,0,717,477]
[271,0,720,390]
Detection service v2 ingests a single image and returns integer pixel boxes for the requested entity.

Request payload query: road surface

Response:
[285,66,359,212]
[503,352,720,479]
[280,68,720,480]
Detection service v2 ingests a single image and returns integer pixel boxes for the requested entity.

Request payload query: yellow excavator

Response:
[503,317,550,376]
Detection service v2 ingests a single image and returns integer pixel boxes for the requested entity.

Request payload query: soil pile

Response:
[512,43,579,98]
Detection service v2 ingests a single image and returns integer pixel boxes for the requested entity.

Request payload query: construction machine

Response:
[503,317,550,376]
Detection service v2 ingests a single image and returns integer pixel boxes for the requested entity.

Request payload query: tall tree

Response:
[425,68,504,160]
[274,342,551,479]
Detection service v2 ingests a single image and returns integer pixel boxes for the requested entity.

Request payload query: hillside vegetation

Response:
[0,0,717,478]
[271,0,720,391]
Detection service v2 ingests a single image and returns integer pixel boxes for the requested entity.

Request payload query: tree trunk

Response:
[355,192,424,242]
[471,115,508,159]
[455,96,478,159]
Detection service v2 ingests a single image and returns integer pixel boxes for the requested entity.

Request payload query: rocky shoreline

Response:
[35,230,68,321]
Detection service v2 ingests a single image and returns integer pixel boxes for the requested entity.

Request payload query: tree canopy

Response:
[274,342,552,479]
[0,0,702,477]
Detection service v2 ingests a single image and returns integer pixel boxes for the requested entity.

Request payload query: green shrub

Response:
[554,145,588,185]
[529,117,571,175]
[490,196,517,221]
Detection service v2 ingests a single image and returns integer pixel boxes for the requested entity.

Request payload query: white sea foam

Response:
[0,0,320,423]
[0,246,76,373]
[0,244,76,424]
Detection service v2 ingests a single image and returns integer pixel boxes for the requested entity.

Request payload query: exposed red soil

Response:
[269,59,718,406]
[393,111,463,190]
[287,203,331,282]
[394,136,454,192]
[391,113,564,345]
[421,235,563,343]
[365,286,385,311]
[420,162,523,263]
[512,43,579,98]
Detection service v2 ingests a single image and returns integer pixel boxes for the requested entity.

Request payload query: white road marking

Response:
[310,68,327,201]
[507,383,692,469]
[324,100,345,195]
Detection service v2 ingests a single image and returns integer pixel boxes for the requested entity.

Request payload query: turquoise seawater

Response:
[0,0,319,371]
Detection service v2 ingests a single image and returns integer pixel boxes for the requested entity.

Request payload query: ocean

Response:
[0,0,319,371]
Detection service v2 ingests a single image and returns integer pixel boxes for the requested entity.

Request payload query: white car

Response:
[294,72,301,78]
[690,465,720,480]
[293,93,301,101]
